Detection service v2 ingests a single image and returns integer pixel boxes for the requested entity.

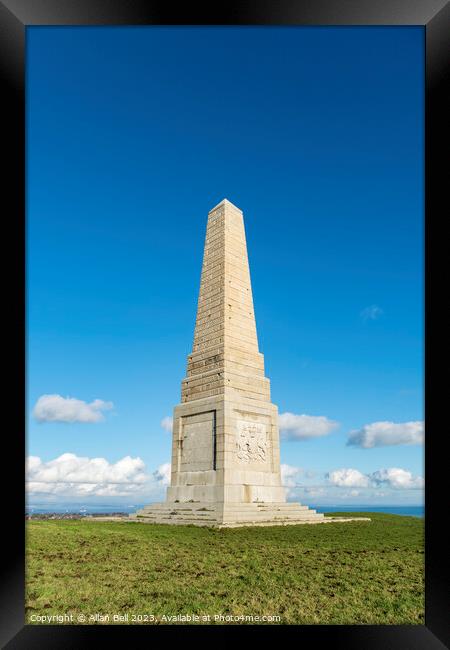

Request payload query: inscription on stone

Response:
[181,412,214,471]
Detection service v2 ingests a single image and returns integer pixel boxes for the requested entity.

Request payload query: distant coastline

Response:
[26,504,424,518]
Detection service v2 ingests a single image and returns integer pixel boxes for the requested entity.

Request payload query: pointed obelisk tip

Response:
[208,198,243,214]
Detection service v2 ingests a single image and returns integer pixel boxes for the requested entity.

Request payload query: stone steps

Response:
[132,517,218,527]
[222,507,321,515]
[88,513,370,527]
[221,514,324,523]
[133,512,321,522]
[129,501,328,527]
[221,514,323,521]
[219,519,326,528]
[222,504,322,520]
[137,506,216,516]
[132,511,217,520]
[223,504,311,511]
[135,504,316,517]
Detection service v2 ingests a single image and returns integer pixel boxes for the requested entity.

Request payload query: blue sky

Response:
[26,26,424,507]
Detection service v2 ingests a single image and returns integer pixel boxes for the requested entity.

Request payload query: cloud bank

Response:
[370,467,424,489]
[327,467,424,490]
[153,463,171,486]
[160,416,173,433]
[347,420,424,448]
[33,395,114,423]
[326,468,370,488]
[280,464,301,486]
[26,453,149,497]
[279,412,338,441]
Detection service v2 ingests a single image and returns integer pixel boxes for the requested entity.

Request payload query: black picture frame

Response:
[1,1,448,647]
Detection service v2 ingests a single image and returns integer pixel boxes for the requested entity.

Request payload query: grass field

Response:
[26,513,424,625]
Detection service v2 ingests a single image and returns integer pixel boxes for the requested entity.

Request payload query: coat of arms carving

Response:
[236,421,268,463]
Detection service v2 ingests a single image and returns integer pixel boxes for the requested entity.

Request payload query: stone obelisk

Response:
[133,199,326,526]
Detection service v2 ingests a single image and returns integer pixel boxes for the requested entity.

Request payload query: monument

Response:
[132,199,327,526]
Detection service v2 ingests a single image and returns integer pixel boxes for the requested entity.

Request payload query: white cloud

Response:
[327,468,370,488]
[279,412,339,441]
[360,305,383,321]
[280,464,304,498]
[33,395,113,423]
[280,464,301,487]
[370,468,424,490]
[327,466,424,490]
[160,416,173,433]
[347,420,424,448]
[303,487,326,497]
[153,463,171,486]
[27,455,41,472]
[26,453,148,497]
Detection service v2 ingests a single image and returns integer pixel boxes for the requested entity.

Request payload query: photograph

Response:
[0,2,446,644]
[25,25,425,627]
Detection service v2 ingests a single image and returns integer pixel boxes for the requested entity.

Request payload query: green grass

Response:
[26,513,424,625]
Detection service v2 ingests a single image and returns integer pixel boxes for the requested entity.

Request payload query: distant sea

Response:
[26,504,144,515]
[26,503,424,518]
[314,505,424,518]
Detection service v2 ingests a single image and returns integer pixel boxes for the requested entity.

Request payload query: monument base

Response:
[130,501,332,527]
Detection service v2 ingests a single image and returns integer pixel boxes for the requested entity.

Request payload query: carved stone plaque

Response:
[236,421,268,464]
[181,411,214,471]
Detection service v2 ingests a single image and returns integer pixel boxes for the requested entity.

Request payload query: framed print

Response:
[1,0,448,647]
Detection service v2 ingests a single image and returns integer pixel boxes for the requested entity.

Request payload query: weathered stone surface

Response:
[131,200,359,527]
